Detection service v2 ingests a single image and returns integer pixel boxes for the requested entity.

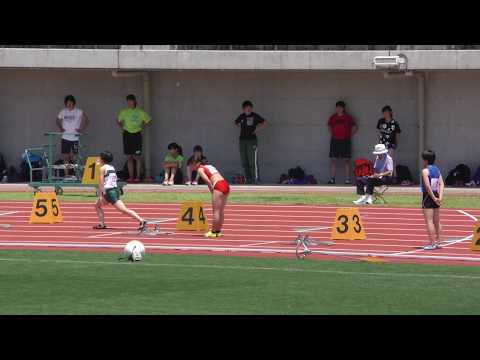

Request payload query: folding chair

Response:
[374,184,389,204]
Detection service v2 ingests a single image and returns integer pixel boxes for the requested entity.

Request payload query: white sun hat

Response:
[373,144,389,155]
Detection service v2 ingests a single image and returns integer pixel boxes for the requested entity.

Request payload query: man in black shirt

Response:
[234,101,268,184]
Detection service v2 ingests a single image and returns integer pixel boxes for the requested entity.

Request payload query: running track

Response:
[0,201,480,266]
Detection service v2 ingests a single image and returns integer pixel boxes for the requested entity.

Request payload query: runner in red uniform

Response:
[193,159,230,238]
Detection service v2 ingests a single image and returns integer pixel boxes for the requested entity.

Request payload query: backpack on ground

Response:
[354,159,373,178]
[396,165,413,183]
[445,164,471,186]
[288,166,306,180]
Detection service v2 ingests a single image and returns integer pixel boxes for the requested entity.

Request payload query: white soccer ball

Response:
[123,240,145,262]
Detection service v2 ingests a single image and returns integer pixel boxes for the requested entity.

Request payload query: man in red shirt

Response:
[327,101,358,185]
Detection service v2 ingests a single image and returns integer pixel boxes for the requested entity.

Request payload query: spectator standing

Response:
[117,94,152,183]
[377,105,401,177]
[234,101,268,184]
[327,101,358,185]
[56,95,90,176]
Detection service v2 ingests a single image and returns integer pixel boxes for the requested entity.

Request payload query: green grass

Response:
[0,250,479,315]
[0,191,479,208]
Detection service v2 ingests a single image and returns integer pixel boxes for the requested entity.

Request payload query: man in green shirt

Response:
[117,94,152,183]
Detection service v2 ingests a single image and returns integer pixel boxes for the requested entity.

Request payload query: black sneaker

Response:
[327,178,336,185]
[138,220,147,231]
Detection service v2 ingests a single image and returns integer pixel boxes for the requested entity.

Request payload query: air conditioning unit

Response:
[373,54,408,70]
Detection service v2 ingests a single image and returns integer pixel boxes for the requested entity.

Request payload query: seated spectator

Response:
[163,143,184,186]
[353,144,393,205]
[186,145,207,185]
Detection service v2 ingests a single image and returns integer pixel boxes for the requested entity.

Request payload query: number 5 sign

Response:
[82,157,100,185]
[29,192,63,224]
[331,208,366,241]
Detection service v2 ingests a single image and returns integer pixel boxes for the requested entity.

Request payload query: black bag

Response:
[288,166,306,180]
[446,164,471,186]
[0,153,6,177]
[7,166,20,183]
[396,165,413,182]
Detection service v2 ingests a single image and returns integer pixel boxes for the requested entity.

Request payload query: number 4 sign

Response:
[330,208,366,241]
[29,192,63,224]
[176,202,209,232]
[82,157,101,185]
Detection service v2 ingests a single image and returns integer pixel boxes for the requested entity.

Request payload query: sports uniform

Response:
[421,165,442,209]
[199,165,230,195]
[102,164,120,205]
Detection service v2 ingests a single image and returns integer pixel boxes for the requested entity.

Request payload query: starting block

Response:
[330,208,366,241]
[138,219,175,236]
[470,221,480,251]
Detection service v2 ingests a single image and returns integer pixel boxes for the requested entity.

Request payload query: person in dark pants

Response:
[56,95,90,176]
[328,101,358,185]
[117,94,152,183]
[234,101,268,184]
[354,144,393,205]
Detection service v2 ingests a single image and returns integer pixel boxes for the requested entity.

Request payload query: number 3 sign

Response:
[29,192,63,224]
[331,208,366,241]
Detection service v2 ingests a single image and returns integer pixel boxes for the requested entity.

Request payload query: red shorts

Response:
[214,180,230,195]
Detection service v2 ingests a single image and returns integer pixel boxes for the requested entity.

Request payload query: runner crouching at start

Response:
[192,159,230,238]
[93,151,147,231]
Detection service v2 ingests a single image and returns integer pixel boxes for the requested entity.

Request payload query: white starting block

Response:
[138,219,175,236]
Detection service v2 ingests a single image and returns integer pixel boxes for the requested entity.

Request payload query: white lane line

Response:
[88,232,124,239]
[239,241,279,248]
[391,210,477,257]
[458,210,479,222]
[0,211,19,216]
[2,256,480,280]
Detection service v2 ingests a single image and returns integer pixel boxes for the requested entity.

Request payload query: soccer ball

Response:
[123,240,145,262]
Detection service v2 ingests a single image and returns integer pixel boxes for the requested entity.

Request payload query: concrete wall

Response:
[0,68,478,182]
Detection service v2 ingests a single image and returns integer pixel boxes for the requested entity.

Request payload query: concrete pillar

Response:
[417,73,426,180]
[142,73,153,181]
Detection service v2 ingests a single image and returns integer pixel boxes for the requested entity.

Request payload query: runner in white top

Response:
[93,151,146,231]
[103,164,118,189]
[56,95,90,176]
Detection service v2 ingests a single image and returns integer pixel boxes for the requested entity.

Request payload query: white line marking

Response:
[239,241,279,248]
[1,257,480,280]
[88,232,124,239]
[391,210,477,256]
[0,211,19,216]
[458,210,479,222]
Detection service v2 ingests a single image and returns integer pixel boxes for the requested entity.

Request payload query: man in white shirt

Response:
[56,95,90,175]
[354,144,393,205]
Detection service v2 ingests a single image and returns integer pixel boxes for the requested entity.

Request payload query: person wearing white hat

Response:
[353,144,394,205]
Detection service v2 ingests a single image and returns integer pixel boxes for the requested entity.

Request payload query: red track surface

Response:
[0,201,479,266]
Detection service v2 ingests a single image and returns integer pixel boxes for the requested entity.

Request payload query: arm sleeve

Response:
[235,115,242,125]
[143,111,152,124]
[387,157,394,172]
[396,121,402,134]
[376,119,382,130]
[256,113,266,124]
[57,110,64,120]
[350,116,357,127]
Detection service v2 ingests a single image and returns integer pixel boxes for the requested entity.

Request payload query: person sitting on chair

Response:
[354,144,393,205]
